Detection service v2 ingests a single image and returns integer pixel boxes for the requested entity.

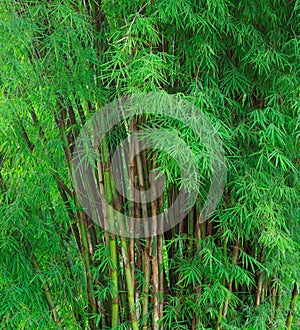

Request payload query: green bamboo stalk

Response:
[120,236,139,330]
[96,104,120,328]
[286,282,298,330]
[103,169,119,328]
[108,158,139,329]
[88,12,119,326]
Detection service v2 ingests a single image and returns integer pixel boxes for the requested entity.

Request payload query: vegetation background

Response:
[0,0,299,329]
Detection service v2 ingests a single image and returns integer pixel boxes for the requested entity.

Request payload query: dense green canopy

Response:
[0,1,299,329]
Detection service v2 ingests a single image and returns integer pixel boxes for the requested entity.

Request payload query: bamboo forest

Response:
[0,1,299,329]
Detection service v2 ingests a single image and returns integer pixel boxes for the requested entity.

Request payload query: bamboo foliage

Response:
[0,1,299,329]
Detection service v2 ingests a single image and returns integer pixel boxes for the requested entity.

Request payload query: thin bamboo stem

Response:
[24,240,61,324]
[286,282,298,330]
[142,240,151,330]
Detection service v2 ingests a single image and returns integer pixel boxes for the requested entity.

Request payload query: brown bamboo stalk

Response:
[77,210,98,318]
[18,116,97,323]
[221,239,239,322]
[129,117,136,279]
[151,174,159,329]
[187,209,195,260]
[158,194,165,328]
[135,178,142,319]
[142,240,151,330]
[96,149,109,244]
[255,249,264,308]
[132,123,151,328]
[269,278,276,326]
[96,106,119,328]
[111,174,139,330]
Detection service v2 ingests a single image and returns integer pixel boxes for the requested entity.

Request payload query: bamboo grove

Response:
[0,1,299,329]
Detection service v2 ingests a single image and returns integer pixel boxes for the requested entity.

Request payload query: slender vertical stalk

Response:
[142,240,151,330]
[135,189,143,319]
[97,108,119,327]
[53,107,97,325]
[111,176,139,330]
[151,176,159,329]
[286,282,298,330]
[220,239,239,326]
[275,283,283,320]
[129,117,136,279]
[77,210,98,317]
[269,278,276,326]
[158,194,165,329]
[152,236,159,330]
[255,249,264,308]
[103,169,119,327]
[187,209,194,260]
[120,236,139,330]
[132,126,151,329]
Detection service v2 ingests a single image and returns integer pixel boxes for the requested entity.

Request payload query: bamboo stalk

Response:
[98,133,118,326]
[269,278,276,326]
[158,194,165,329]
[103,169,119,327]
[220,239,239,326]
[111,172,139,330]
[142,240,151,330]
[99,113,140,329]
[96,149,109,245]
[120,236,139,330]
[255,249,264,308]
[151,175,159,329]
[135,187,142,319]
[18,114,93,325]
[187,209,194,260]
[286,282,298,330]
[77,210,98,317]
[129,117,136,279]
[131,124,151,328]
[152,236,159,330]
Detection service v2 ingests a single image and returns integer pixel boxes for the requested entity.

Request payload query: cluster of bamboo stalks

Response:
[72,111,167,329]
[2,1,298,329]
[14,98,298,329]
[34,103,296,329]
